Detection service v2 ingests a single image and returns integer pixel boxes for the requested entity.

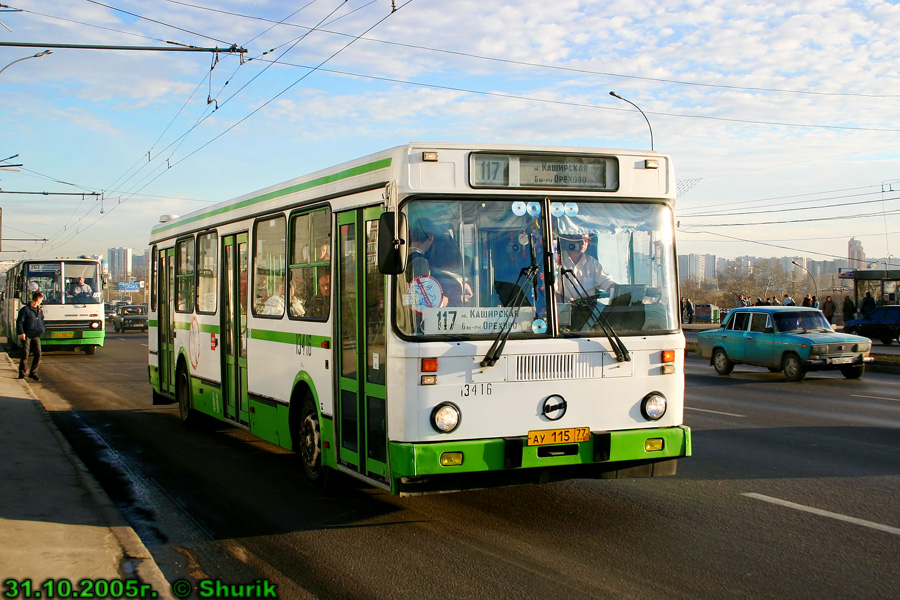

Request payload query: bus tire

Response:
[296,395,330,492]
[84,345,97,355]
[176,366,200,428]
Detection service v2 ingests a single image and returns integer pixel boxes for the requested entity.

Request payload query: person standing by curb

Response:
[16,291,45,381]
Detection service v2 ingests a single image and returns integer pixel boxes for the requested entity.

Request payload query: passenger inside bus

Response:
[262,280,285,316]
[305,272,330,319]
[428,233,471,306]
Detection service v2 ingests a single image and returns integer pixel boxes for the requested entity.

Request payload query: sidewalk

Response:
[0,349,174,599]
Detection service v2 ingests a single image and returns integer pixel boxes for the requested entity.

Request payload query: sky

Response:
[1,0,898,267]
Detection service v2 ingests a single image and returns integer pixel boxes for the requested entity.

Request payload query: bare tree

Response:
[717,261,754,306]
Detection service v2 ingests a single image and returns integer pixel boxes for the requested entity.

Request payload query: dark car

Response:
[113,304,148,332]
[698,306,872,381]
[844,305,900,345]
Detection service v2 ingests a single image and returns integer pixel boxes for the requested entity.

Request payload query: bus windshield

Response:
[395,199,678,338]
[25,261,101,304]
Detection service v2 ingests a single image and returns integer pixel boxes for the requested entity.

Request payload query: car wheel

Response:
[881,338,893,346]
[840,364,865,379]
[713,348,734,375]
[782,353,806,382]
[296,395,331,492]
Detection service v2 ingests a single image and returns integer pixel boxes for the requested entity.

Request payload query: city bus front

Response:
[384,156,689,494]
[22,260,105,353]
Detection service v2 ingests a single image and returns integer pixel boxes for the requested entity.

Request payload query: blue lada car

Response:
[698,306,872,381]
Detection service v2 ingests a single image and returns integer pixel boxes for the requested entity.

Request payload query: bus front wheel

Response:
[297,396,330,491]
[84,345,97,355]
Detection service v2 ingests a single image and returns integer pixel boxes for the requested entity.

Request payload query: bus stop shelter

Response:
[847,269,900,307]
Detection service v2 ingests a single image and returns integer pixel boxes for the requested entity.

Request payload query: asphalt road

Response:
[27,332,900,600]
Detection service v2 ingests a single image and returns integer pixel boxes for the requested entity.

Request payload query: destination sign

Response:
[421,306,536,335]
[470,153,617,190]
[519,157,610,189]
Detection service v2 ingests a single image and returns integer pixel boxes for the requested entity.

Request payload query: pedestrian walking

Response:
[686,298,695,324]
[16,291,45,381]
[811,295,819,309]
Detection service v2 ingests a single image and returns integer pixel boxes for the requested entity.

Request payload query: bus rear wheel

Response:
[297,396,330,491]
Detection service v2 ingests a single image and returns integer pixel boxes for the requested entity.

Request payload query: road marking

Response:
[685,406,746,418]
[743,493,900,536]
[850,394,900,403]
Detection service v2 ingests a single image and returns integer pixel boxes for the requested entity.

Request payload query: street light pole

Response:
[0,49,52,77]
[609,91,654,151]
[792,260,818,300]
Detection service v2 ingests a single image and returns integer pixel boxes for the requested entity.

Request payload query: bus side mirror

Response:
[377,212,407,275]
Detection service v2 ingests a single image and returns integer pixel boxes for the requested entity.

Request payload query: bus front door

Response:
[222,233,250,426]
[158,248,175,396]
[336,207,389,484]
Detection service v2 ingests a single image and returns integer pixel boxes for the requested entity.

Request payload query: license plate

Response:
[52,332,74,338]
[527,427,591,446]
[831,356,853,364]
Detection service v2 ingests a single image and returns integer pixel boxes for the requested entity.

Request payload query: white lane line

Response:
[743,493,900,536]
[850,394,900,403]
[685,406,746,418]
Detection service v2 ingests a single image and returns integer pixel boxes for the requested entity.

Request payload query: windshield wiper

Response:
[481,236,539,368]
[559,267,630,362]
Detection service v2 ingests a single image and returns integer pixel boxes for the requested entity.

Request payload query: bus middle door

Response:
[335,206,389,484]
[221,233,251,426]
[158,248,176,396]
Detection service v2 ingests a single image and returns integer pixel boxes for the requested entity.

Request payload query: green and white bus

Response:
[2,257,107,354]
[148,143,691,495]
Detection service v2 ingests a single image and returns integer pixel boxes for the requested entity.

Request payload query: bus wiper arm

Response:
[560,268,630,362]
[481,264,537,367]
[482,237,540,368]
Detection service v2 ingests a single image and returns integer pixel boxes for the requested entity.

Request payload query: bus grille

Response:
[45,320,95,331]
[513,353,601,381]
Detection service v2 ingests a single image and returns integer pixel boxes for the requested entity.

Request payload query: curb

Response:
[3,353,177,600]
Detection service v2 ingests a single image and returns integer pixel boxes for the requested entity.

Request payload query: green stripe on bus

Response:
[172,321,220,333]
[149,319,158,327]
[250,328,330,348]
[153,157,392,234]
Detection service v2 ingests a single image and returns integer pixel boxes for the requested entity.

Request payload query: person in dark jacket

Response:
[842,295,856,324]
[821,295,836,323]
[860,291,877,317]
[16,291,46,381]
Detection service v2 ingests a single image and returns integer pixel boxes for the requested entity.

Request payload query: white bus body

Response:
[149,143,690,495]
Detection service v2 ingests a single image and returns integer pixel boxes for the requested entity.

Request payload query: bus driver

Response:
[559,234,616,300]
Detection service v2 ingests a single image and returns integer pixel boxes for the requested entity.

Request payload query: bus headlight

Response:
[90,321,101,329]
[431,402,461,433]
[641,393,667,421]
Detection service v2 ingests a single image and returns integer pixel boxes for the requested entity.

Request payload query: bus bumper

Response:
[390,425,691,495]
